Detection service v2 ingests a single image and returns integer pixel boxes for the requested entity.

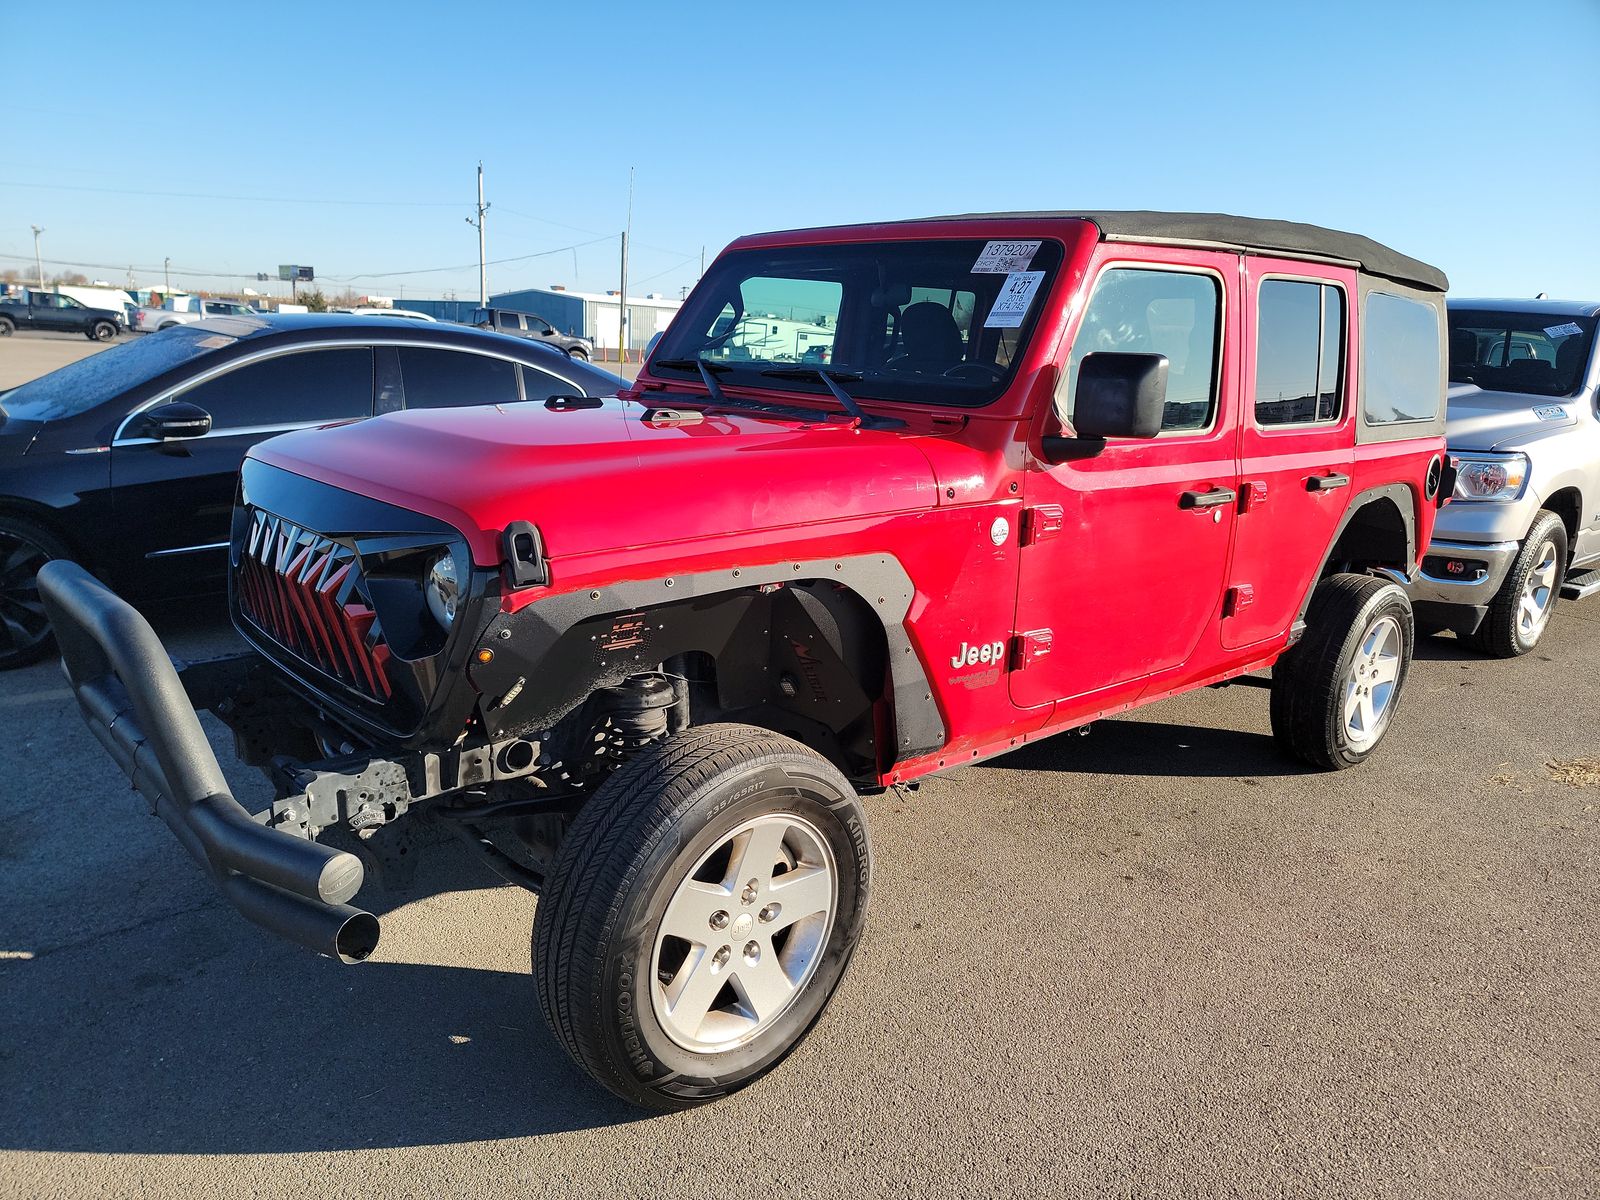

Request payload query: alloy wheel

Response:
[0,533,53,658]
[651,813,837,1053]
[1518,538,1559,642]
[1342,614,1401,751]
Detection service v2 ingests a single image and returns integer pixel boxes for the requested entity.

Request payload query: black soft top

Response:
[919,210,1448,293]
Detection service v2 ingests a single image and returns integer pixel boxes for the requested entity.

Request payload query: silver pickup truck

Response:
[1410,299,1600,655]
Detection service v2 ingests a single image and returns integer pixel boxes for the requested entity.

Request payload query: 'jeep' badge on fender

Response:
[952,640,1005,669]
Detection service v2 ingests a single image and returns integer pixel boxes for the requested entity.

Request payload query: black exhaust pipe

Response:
[37,561,379,962]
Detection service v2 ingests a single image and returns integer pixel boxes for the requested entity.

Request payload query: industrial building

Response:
[402,287,683,358]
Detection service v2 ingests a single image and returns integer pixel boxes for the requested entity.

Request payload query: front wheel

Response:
[89,320,117,341]
[1471,511,1566,658]
[533,723,871,1111]
[567,347,589,362]
[1270,573,1414,770]
[0,515,71,669]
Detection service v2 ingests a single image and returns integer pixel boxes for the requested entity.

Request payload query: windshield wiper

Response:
[653,357,732,374]
[759,366,904,430]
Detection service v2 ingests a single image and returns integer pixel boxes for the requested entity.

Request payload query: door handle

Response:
[1179,487,1237,510]
[1306,472,1351,492]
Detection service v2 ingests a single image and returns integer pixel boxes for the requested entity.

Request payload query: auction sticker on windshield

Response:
[972,240,1040,274]
[984,271,1045,328]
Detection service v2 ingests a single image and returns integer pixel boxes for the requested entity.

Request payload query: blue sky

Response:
[3,1,1596,302]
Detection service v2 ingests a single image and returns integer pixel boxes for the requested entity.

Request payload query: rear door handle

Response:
[1179,487,1237,510]
[1307,472,1351,492]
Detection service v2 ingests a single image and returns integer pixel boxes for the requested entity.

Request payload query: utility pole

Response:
[618,230,629,366]
[163,257,171,293]
[30,225,45,289]
[466,161,489,306]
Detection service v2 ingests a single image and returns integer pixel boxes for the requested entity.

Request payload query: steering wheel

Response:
[941,362,1004,382]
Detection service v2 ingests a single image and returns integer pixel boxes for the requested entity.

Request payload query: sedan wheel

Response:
[0,521,66,669]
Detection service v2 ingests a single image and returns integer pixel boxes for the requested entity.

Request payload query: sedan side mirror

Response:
[139,400,212,440]
[1042,352,1168,462]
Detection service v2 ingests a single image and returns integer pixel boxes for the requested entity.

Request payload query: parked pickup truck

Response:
[1409,300,1600,655]
[39,211,1450,1112]
[134,295,258,332]
[0,290,122,340]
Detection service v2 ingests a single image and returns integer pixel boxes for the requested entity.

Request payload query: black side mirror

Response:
[1042,352,1168,462]
[139,400,212,440]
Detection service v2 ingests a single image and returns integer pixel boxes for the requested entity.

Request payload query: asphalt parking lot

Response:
[3,596,1598,1198]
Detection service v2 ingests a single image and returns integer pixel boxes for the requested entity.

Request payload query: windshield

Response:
[0,326,227,422]
[1448,309,1595,397]
[651,238,1064,407]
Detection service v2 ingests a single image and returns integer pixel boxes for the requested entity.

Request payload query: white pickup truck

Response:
[133,295,258,332]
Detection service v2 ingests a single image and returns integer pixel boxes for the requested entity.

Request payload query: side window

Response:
[496,311,522,332]
[520,364,573,402]
[1063,268,1220,432]
[397,347,520,409]
[177,348,373,431]
[1255,280,1345,426]
[1364,293,1442,424]
[528,315,553,335]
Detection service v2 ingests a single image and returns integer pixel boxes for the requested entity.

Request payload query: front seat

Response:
[896,302,964,368]
[1555,334,1589,392]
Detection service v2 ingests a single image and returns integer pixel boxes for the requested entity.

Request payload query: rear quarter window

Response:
[1363,292,1441,425]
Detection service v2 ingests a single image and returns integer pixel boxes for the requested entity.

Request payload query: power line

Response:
[0,178,462,208]
[0,234,618,286]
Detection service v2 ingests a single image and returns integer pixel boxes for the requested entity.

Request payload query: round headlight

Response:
[425,550,461,627]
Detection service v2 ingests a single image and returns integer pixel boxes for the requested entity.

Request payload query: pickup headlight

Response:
[424,549,461,626]
[1452,453,1530,503]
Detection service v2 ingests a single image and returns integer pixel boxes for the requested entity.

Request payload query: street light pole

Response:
[30,225,45,289]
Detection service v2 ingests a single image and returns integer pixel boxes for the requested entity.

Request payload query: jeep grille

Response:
[236,507,392,701]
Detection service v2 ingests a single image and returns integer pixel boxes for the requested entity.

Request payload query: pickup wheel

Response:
[89,320,117,341]
[533,723,871,1111]
[566,346,589,362]
[1270,573,1414,770]
[0,515,71,670]
[0,316,13,337]
[1471,511,1566,658]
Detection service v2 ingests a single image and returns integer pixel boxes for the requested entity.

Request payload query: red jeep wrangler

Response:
[40,212,1450,1110]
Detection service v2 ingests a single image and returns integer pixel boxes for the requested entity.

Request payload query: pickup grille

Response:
[236,508,392,701]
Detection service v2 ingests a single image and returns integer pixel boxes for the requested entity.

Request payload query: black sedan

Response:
[0,314,624,668]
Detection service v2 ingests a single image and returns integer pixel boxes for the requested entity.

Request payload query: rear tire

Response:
[0,317,14,337]
[1470,511,1566,658]
[533,723,871,1111]
[1271,573,1414,770]
[0,515,71,670]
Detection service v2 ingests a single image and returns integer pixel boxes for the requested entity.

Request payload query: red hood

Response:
[250,398,940,566]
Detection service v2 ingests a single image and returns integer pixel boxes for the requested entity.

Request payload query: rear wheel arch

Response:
[1294,485,1418,626]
